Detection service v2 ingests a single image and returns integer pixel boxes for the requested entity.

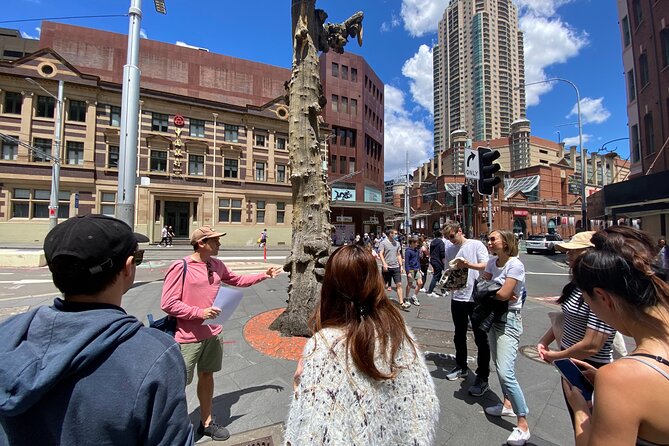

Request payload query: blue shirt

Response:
[405,246,420,271]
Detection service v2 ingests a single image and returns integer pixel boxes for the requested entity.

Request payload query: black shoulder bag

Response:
[148,258,187,337]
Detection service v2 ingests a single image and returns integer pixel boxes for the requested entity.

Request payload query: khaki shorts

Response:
[407,269,422,286]
[179,333,223,385]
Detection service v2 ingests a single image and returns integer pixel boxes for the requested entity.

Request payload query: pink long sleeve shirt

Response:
[160,256,267,344]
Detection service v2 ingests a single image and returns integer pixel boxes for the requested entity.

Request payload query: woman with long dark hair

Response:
[285,244,439,445]
[564,226,669,446]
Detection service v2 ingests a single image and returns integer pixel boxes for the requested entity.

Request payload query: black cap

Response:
[44,215,150,275]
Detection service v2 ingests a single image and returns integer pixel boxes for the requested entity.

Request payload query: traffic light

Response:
[478,147,501,195]
[461,184,471,206]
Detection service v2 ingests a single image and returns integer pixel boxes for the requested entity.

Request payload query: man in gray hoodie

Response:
[0,215,193,446]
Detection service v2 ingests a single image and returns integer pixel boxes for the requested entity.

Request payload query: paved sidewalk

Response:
[118,275,574,446]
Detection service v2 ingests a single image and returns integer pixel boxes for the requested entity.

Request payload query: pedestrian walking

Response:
[441,222,491,395]
[160,226,281,441]
[419,235,430,292]
[159,224,169,247]
[167,225,175,247]
[426,229,446,298]
[378,229,407,309]
[0,215,194,446]
[404,236,423,306]
[285,244,439,445]
[658,237,668,271]
[536,231,617,430]
[481,229,530,446]
[564,226,669,446]
[258,228,267,248]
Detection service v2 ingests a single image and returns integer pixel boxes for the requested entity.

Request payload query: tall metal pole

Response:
[405,151,410,233]
[48,80,64,230]
[488,194,493,232]
[116,0,143,229]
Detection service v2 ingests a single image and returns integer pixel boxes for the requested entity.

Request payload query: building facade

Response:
[433,0,526,154]
[0,22,394,244]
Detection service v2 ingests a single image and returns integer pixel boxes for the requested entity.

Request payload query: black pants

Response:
[427,263,443,293]
[451,299,490,381]
[420,263,428,286]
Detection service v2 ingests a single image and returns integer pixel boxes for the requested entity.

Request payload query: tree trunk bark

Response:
[269,0,331,337]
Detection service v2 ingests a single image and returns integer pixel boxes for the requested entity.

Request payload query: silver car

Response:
[525,234,562,255]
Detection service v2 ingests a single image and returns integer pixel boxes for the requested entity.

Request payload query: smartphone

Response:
[554,359,594,401]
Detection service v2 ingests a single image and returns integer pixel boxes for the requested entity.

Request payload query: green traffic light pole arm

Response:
[521,78,587,230]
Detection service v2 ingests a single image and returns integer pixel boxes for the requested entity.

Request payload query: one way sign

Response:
[464,148,479,179]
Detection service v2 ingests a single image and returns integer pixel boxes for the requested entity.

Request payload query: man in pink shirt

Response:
[161,226,281,441]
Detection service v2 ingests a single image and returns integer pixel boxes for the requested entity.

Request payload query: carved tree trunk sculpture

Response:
[270,0,363,337]
[269,0,331,337]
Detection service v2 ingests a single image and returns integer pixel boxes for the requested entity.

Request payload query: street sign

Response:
[465,148,479,179]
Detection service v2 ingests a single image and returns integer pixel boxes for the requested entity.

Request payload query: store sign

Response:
[173,115,185,127]
[364,186,382,203]
[336,216,353,223]
[332,187,356,201]
[363,216,379,225]
[513,210,528,217]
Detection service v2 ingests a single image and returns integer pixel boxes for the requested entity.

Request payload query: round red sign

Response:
[173,115,185,127]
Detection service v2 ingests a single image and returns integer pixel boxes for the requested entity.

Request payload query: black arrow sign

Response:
[466,152,476,167]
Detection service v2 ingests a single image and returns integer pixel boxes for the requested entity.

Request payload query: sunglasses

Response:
[133,250,145,266]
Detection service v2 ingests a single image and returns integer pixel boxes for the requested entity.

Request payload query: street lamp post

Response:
[116,0,166,229]
[522,78,587,230]
[26,77,63,230]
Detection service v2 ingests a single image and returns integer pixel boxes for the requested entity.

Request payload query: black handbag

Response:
[471,279,507,332]
[148,258,187,337]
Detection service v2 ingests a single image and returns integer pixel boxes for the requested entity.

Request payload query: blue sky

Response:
[5,0,628,179]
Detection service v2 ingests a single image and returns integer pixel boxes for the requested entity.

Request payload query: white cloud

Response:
[20,27,40,40]
[562,133,592,147]
[380,13,401,32]
[400,0,449,37]
[140,28,148,39]
[567,97,610,125]
[515,0,573,18]
[520,10,588,106]
[401,45,434,115]
[384,85,433,179]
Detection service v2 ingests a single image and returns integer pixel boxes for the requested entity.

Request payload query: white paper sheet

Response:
[202,287,244,325]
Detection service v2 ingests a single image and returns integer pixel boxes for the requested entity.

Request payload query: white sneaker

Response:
[485,403,516,417]
[427,292,441,299]
[409,296,420,306]
[419,288,427,293]
[506,427,530,445]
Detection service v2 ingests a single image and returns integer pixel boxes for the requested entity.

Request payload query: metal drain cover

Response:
[229,436,274,446]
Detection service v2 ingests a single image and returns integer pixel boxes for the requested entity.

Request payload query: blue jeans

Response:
[427,264,443,293]
[489,311,529,417]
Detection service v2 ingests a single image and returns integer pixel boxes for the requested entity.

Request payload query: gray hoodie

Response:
[0,299,193,445]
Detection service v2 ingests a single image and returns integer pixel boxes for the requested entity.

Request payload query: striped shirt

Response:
[561,287,616,364]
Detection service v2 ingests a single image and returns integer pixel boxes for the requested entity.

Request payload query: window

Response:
[36,96,55,118]
[218,198,242,223]
[224,124,238,142]
[622,16,631,47]
[632,0,642,28]
[341,97,348,114]
[1,138,18,160]
[11,188,69,219]
[32,137,51,162]
[631,124,640,163]
[100,192,116,216]
[338,128,347,146]
[348,129,356,147]
[349,157,355,174]
[662,29,669,68]
[108,145,119,168]
[644,113,655,154]
[68,100,86,122]
[224,158,238,178]
[276,137,286,150]
[627,70,636,102]
[351,67,357,82]
[255,134,266,147]
[332,62,339,77]
[3,92,22,114]
[277,202,286,223]
[151,113,169,132]
[188,154,204,176]
[351,99,357,117]
[255,162,266,181]
[110,106,121,127]
[190,118,205,138]
[276,164,286,183]
[340,155,346,174]
[330,154,336,173]
[341,65,348,80]
[150,150,168,172]
[639,53,649,87]
[332,95,338,112]
[66,141,84,165]
[256,200,265,223]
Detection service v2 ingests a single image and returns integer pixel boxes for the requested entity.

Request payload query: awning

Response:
[330,200,403,216]
[503,175,540,200]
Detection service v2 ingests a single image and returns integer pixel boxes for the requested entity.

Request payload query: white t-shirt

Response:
[485,256,525,310]
[446,239,490,302]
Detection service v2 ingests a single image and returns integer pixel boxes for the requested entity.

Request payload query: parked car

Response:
[525,233,562,254]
